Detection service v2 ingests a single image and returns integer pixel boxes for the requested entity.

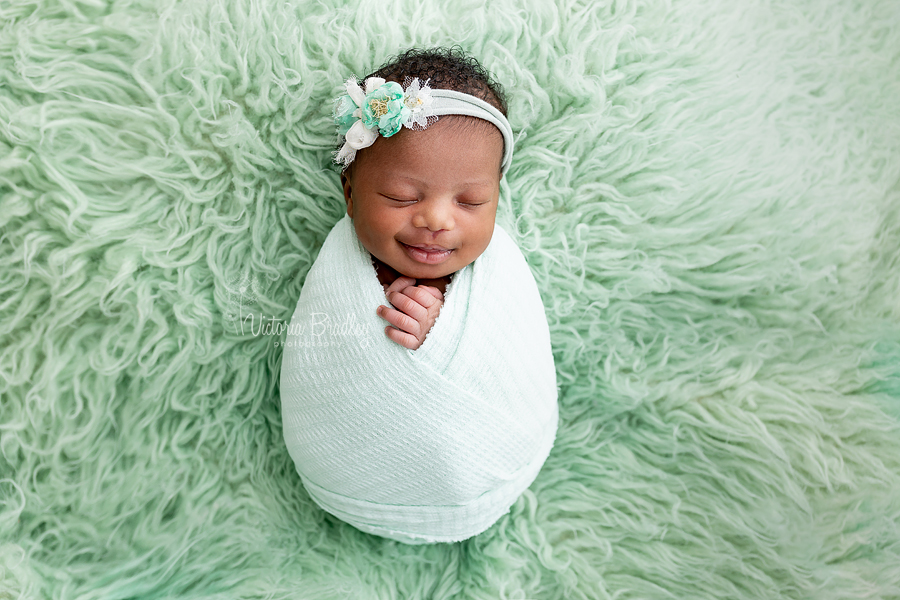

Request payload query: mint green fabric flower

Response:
[362,82,408,137]
[334,94,359,137]
[378,103,410,137]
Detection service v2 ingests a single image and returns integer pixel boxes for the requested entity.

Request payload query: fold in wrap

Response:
[280,215,558,544]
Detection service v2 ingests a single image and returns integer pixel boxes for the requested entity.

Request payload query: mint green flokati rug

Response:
[2,0,900,598]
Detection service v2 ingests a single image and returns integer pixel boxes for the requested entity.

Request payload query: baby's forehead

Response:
[434,114,504,137]
[362,118,505,175]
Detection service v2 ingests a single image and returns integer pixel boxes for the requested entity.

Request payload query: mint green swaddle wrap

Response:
[280,215,558,544]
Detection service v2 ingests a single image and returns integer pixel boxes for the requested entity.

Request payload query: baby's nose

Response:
[414,200,454,232]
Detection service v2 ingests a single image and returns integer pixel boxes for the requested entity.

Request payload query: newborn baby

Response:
[280,47,558,544]
[347,90,497,352]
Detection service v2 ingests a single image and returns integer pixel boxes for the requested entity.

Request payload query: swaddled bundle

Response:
[280,215,558,544]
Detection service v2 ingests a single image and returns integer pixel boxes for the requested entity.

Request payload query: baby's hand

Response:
[377,276,444,350]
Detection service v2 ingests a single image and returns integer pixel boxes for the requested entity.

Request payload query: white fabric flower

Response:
[402,78,436,130]
[345,77,366,109]
[344,119,378,150]
[364,77,386,94]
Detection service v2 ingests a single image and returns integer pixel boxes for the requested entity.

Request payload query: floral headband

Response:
[333,76,514,174]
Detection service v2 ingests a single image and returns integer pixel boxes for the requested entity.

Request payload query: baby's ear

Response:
[340,171,353,218]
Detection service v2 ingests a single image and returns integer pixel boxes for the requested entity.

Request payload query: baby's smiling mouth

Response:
[400,241,454,265]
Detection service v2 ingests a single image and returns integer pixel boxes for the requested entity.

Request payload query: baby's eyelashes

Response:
[381,194,489,207]
[382,194,417,203]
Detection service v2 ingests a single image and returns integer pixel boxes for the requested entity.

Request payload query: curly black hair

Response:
[366,46,508,116]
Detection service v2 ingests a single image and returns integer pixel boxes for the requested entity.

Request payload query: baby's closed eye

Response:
[382,194,417,203]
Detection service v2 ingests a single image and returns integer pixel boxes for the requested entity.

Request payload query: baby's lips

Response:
[401,242,453,265]
[403,242,452,252]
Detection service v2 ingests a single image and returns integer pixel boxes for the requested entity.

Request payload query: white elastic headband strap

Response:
[429,89,515,175]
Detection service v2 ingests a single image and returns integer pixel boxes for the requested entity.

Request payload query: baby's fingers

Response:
[384,325,421,350]
[384,276,416,298]
[406,285,443,308]
[386,289,427,321]
[376,304,421,337]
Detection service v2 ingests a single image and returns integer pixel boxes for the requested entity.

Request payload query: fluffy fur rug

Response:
[2,0,899,598]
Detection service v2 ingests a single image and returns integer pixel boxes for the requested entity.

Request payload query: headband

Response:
[333,76,514,174]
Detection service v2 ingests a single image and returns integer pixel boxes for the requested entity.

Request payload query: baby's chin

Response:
[393,263,458,282]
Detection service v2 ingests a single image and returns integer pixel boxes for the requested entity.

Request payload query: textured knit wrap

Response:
[279,215,558,544]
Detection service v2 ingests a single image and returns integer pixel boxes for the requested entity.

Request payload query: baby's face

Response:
[342,118,503,281]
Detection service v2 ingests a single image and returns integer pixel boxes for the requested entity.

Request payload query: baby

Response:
[338,48,509,350]
[281,47,558,544]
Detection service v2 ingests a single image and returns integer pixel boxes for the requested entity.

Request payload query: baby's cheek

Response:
[466,228,494,264]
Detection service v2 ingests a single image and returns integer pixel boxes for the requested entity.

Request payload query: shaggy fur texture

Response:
[2,0,899,598]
